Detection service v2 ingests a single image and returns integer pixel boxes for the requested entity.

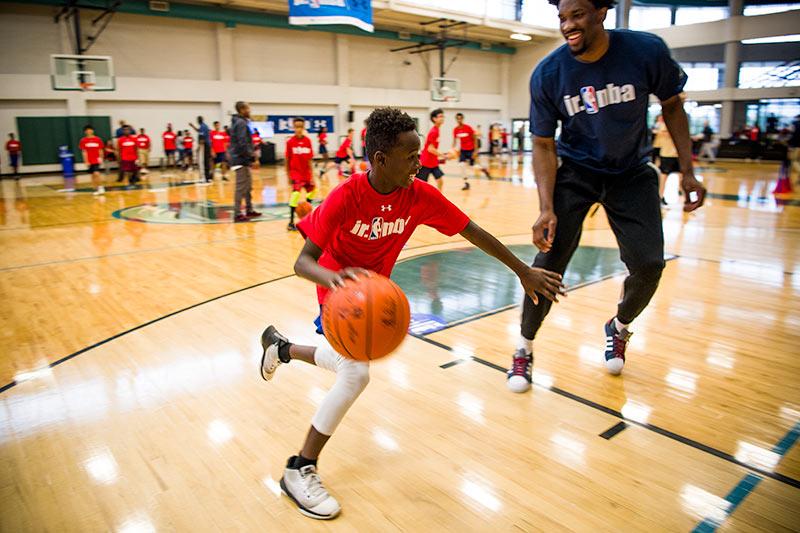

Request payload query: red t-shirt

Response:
[286,135,314,180]
[453,124,475,151]
[118,135,138,161]
[183,136,193,150]
[6,140,21,153]
[748,127,760,141]
[79,136,103,164]
[318,132,327,146]
[211,131,227,154]
[297,172,469,304]
[136,134,151,149]
[360,127,367,146]
[336,137,352,158]
[162,131,177,150]
[252,133,262,147]
[420,126,440,168]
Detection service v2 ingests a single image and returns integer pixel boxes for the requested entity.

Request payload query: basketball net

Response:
[79,81,95,92]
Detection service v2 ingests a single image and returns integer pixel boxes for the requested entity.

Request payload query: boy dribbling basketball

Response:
[259,107,565,520]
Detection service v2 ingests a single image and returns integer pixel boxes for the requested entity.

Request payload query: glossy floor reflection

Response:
[1,158,798,531]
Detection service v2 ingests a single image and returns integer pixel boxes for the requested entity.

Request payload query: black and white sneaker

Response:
[280,457,341,520]
[260,325,291,381]
[506,349,533,393]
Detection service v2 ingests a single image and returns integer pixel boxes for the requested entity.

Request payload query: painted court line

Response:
[428,343,800,491]
[692,420,800,531]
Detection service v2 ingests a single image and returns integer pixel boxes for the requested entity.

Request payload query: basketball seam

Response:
[330,304,357,360]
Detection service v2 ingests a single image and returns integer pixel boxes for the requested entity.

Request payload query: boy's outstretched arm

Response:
[459,221,566,304]
[294,239,368,290]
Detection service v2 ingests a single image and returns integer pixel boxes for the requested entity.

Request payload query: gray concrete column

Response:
[615,0,630,29]
[720,0,744,137]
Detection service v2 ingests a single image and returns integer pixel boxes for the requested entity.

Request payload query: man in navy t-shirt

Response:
[507,0,707,392]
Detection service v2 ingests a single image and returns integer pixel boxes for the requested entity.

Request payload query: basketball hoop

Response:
[79,81,95,92]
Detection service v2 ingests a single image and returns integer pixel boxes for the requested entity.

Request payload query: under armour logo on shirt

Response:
[381,205,392,212]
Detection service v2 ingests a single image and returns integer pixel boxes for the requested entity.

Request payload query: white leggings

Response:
[311,341,370,435]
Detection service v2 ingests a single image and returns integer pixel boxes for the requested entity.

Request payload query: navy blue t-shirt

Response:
[529,30,687,174]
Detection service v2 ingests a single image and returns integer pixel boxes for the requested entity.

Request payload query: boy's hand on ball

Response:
[519,267,566,304]
[330,268,371,289]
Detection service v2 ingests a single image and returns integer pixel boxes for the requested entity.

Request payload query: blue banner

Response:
[288,0,373,33]
[268,115,334,134]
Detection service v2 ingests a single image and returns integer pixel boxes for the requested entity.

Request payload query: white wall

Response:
[0,5,64,75]
[0,3,517,172]
[507,38,561,120]
[233,26,336,85]
[88,14,219,80]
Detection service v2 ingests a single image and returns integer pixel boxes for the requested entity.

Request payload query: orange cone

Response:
[773,160,792,194]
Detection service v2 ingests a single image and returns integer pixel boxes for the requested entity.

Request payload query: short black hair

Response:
[365,107,417,164]
[430,108,443,121]
[293,117,305,125]
[548,0,616,8]
[456,112,464,118]
[83,124,93,131]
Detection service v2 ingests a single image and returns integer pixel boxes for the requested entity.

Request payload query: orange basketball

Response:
[322,273,410,361]
[295,201,313,219]
[359,161,368,171]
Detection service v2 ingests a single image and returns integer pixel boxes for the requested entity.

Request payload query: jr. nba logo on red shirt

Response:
[580,86,599,114]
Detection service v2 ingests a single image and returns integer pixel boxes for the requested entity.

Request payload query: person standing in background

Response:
[251,128,262,169]
[229,101,261,222]
[117,125,140,186]
[182,131,194,170]
[79,125,105,195]
[6,133,21,177]
[211,122,230,181]
[190,116,212,182]
[697,121,716,163]
[162,125,178,169]
[317,125,329,169]
[137,128,151,174]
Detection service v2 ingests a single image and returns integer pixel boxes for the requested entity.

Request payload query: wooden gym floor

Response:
[1,156,798,531]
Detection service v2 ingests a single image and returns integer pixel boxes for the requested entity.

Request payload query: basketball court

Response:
[2,0,800,531]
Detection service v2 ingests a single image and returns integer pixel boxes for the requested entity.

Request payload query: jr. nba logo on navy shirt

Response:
[563,83,636,117]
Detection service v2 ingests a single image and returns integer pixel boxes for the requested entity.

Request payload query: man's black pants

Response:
[521,160,665,339]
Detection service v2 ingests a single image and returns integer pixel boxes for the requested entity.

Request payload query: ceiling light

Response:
[510,33,532,41]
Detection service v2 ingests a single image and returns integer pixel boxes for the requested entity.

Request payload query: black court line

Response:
[1,237,536,393]
[600,422,629,440]
[439,359,469,369]
[0,274,296,395]
[429,346,800,490]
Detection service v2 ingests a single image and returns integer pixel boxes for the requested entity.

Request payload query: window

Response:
[522,0,616,29]
[739,61,800,88]
[743,3,800,16]
[674,7,728,25]
[647,101,721,136]
[522,0,560,29]
[681,62,725,91]
[747,99,800,131]
[629,6,672,30]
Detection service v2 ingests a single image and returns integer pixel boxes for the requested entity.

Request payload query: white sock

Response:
[517,336,533,356]
[613,317,630,333]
